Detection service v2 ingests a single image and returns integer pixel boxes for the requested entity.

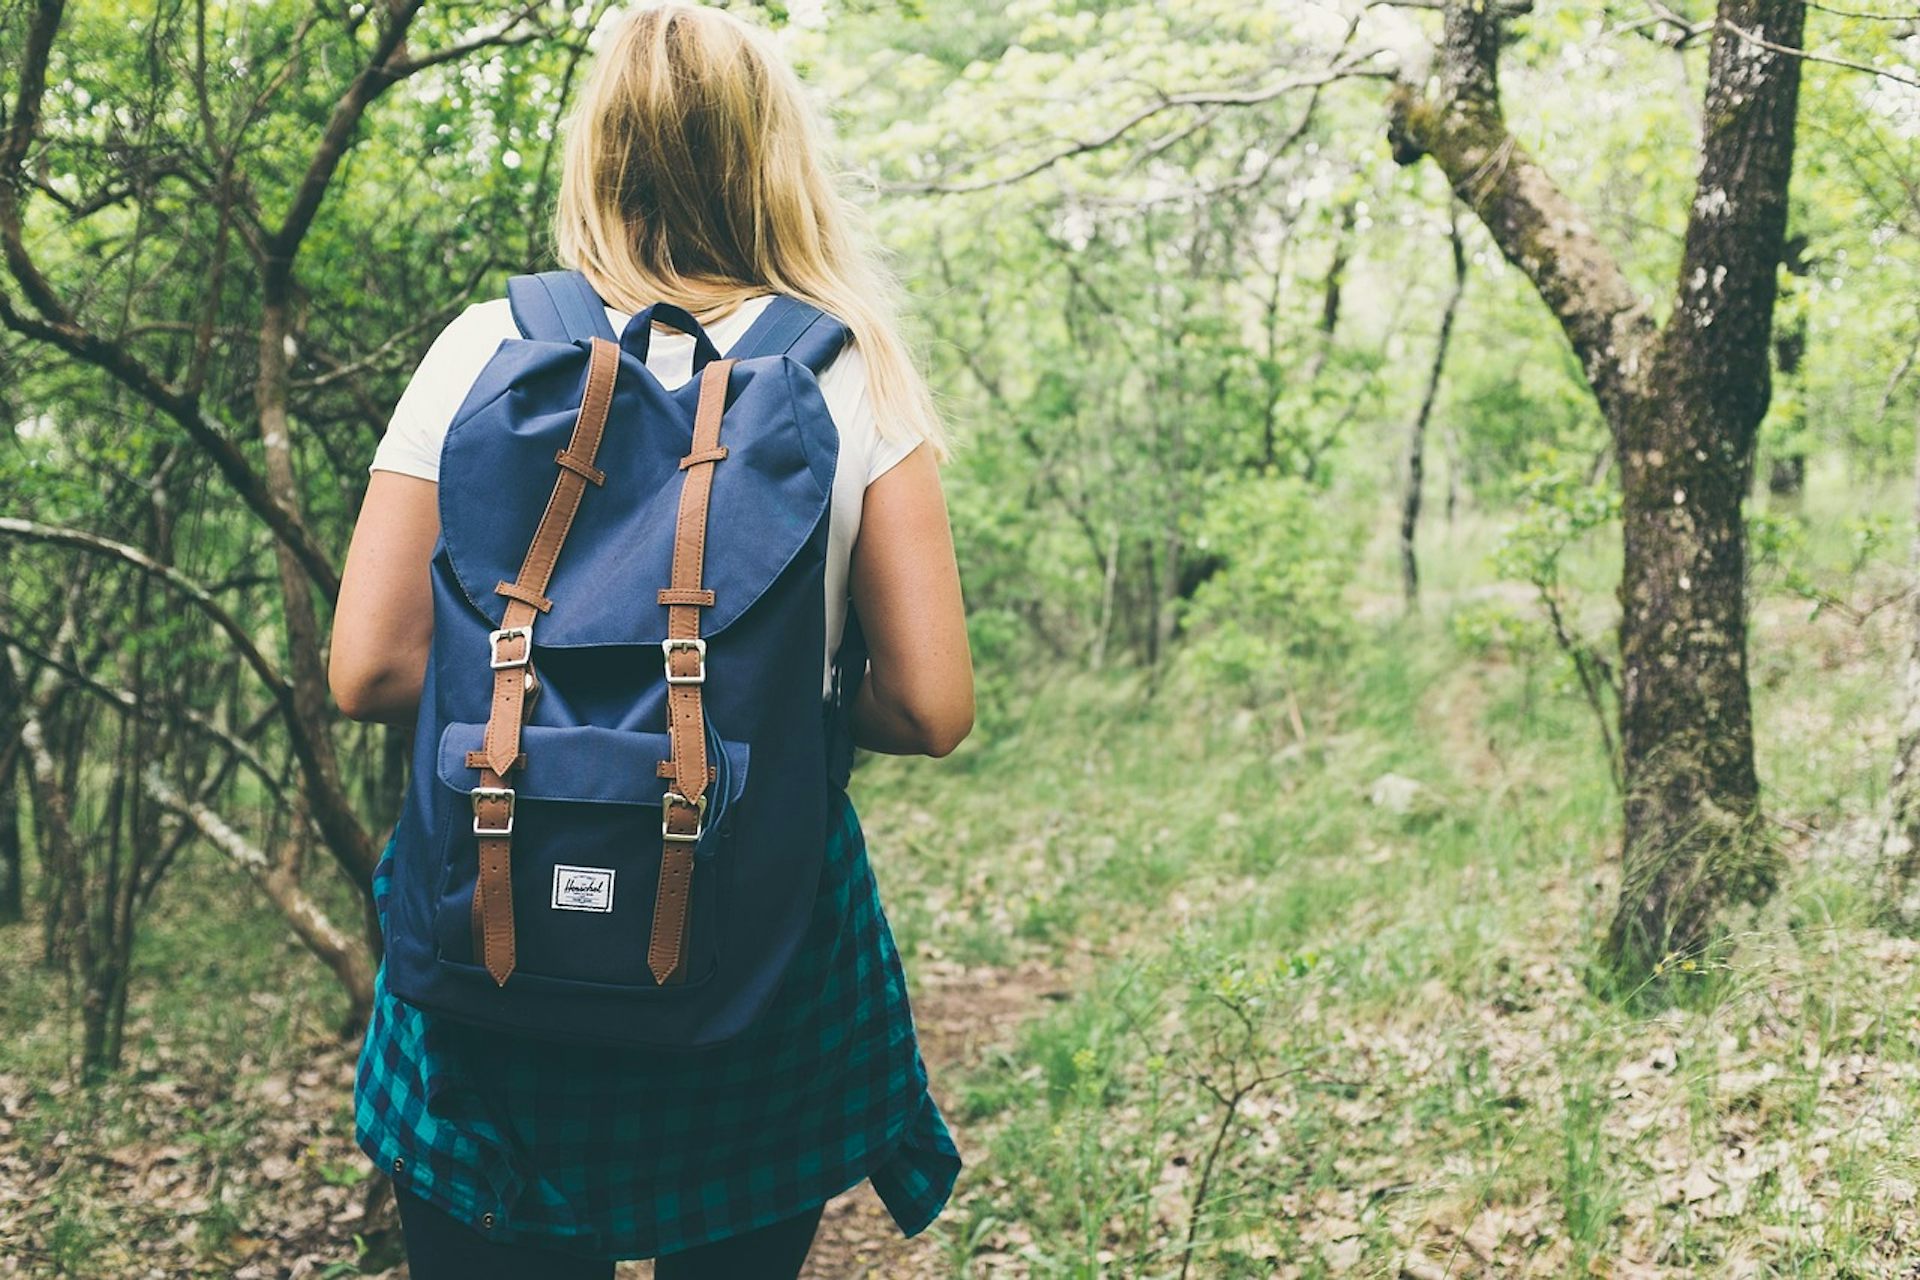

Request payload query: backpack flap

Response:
[436,340,839,649]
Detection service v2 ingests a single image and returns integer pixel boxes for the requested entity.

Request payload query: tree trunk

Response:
[9,653,96,1074]
[1767,455,1805,496]
[1389,0,1805,983]
[1610,378,1772,971]
[0,654,24,924]
[1607,0,1802,973]
[1880,399,1920,913]
[0,742,21,924]
[1401,209,1467,608]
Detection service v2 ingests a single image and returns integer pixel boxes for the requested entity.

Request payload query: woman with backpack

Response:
[328,5,973,1277]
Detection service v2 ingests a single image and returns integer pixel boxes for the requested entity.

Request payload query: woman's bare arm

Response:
[330,471,440,724]
[848,445,974,757]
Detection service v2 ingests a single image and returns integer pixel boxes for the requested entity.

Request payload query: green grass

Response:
[848,472,1920,1276]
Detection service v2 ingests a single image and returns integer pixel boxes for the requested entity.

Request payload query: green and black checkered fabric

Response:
[354,787,959,1260]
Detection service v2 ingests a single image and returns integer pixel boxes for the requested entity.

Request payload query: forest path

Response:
[609,958,1068,1279]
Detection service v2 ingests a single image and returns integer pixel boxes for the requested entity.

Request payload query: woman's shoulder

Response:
[439,297,521,347]
[408,298,521,385]
[367,299,520,481]
[814,339,919,487]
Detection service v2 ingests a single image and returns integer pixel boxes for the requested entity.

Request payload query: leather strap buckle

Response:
[662,637,707,685]
[488,625,534,670]
[471,786,516,837]
[661,790,707,842]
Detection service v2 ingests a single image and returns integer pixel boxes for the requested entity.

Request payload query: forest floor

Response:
[10,485,1920,1277]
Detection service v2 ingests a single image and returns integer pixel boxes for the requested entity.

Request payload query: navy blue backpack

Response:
[383,270,865,1049]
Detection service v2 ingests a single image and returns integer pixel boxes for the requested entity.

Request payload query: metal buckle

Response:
[489,625,533,671]
[471,786,515,837]
[661,789,707,842]
[661,637,706,685]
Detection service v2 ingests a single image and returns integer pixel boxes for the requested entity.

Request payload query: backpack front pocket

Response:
[429,721,748,990]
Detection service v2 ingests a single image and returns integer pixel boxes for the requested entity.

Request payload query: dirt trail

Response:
[611,958,1066,1279]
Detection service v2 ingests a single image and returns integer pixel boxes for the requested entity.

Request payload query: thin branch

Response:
[1642,0,1715,44]
[1718,16,1920,92]
[1805,0,1920,15]
[388,3,559,75]
[0,290,343,600]
[878,54,1397,195]
[0,517,288,697]
[0,627,287,806]
[293,259,496,390]
[262,0,427,272]
[143,769,374,1011]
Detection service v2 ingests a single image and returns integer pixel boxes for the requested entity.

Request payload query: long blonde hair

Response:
[556,2,945,455]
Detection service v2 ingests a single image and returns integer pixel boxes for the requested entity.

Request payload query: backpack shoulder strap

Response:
[507,270,618,344]
[727,295,851,372]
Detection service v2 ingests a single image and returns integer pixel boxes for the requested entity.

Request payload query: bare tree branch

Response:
[1387,2,1658,424]
[0,516,376,880]
[0,517,287,695]
[877,54,1397,196]
[0,626,288,807]
[0,290,344,598]
[1716,15,1920,91]
[261,0,428,275]
[144,769,374,1017]
[388,2,563,76]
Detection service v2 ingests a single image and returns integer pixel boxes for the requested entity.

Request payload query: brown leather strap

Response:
[655,761,717,781]
[553,449,607,485]
[494,581,554,612]
[650,357,734,985]
[471,336,622,986]
[678,446,729,470]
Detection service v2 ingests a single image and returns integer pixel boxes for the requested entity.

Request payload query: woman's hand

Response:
[330,471,440,724]
[848,445,975,757]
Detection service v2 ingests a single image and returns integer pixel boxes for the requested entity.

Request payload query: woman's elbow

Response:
[861,666,974,758]
[329,649,412,724]
[909,691,974,759]
[329,662,381,723]
[918,715,971,758]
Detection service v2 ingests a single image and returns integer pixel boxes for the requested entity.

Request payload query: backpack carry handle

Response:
[621,302,724,371]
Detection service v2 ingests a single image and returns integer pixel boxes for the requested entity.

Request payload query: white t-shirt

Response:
[370,294,917,694]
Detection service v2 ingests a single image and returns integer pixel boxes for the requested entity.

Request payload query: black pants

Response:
[394,1182,824,1280]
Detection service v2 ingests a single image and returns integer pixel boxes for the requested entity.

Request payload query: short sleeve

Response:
[368,300,518,482]
[813,340,921,488]
[865,421,919,486]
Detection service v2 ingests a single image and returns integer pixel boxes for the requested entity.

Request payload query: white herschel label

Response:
[551,865,614,913]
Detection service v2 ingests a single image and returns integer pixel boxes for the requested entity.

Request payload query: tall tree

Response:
[1388,0,1807,981]
[1400,206,1466,608]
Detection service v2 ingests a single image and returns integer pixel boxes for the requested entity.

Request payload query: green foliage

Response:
[1751,504,1902,625]
[1180,475,1364,701]
[13,0,1920,1272]
[1494,449,1622,592]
